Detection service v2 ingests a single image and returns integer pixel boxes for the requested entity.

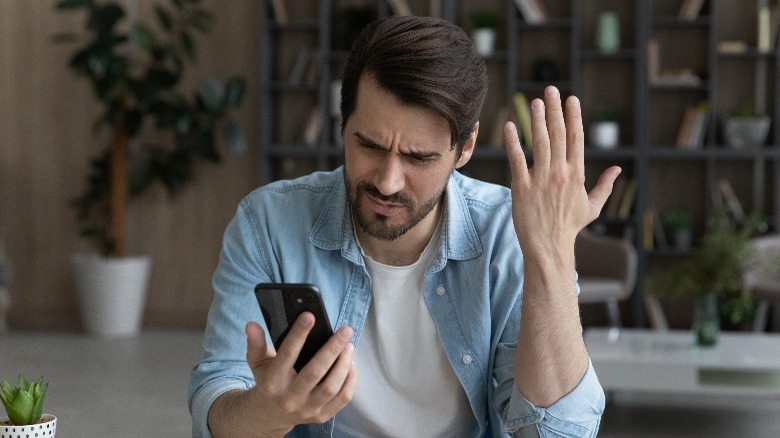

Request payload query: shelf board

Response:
[652,15,710,28]
[580,49,636,61]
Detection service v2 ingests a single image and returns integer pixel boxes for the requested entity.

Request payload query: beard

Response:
[345,178,446,241]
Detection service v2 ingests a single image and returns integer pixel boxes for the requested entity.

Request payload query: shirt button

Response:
[462,355,473,364]
[436,286,446,296]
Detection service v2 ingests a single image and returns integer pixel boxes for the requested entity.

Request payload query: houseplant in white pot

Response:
[56,0,246,337]
[589,106,622,149]
[1,375,56,437]
[468,8,499,57]
[723,103,771,149]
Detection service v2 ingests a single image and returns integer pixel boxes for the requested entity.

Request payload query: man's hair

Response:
[340,15,488,151]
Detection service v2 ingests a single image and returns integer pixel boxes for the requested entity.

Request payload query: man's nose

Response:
[373,155,405,196]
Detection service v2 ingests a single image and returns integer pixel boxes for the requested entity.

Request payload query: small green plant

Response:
[592,106,624,123]
[468,9,499,29]
[0,376,48,426]
[731,102,757,118]
[664,209,693,232]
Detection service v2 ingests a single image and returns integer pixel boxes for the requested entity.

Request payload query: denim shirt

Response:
[188,167,605,438]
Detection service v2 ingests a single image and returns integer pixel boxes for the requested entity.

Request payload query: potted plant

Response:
[1,375,56,437]
[468,8,499,57]
[589,106,622,149]
[645,210,767,345]
[55,0,246,337]
[722,103,771,149]
[664,209,694,250]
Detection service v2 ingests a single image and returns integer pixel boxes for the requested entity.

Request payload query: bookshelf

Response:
[258,0,780,328]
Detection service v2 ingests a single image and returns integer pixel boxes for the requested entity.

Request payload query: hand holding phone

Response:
[254,283,335,372]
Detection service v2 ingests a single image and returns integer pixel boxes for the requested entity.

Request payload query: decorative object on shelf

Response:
[55,0,246,337]
[645,210,768,340]
[663,209,693,250]
[722,104,771,149]
[468,8,499,57]
[692,292,719,346]
[596,11,620,54]
[589,106,622,150]
[0,375,56,437]
[532,56,559,82]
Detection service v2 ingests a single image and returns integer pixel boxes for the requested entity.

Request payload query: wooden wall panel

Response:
[0,0,260,330]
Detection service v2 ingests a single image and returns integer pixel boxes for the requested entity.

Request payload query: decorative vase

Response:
[72,253,151,337]
[589,121,620,149]
[471,28,496,57]
[1,414,57,437]
[723,116,771,148]
[596,11,620,54]
[692,293,720,347]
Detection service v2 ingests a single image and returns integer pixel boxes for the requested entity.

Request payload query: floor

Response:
[2,331,780,437]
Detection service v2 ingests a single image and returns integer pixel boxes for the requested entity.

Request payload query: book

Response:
[616,178,637,219]
[759,0,771,52]
[675,105,697,148]
[647,39,660,84]
[676,101,709,149]
[270,0,288,24]
[513,0,547,25]
[678,0,706,21]
[717,179,746,223]
[643,210,655,250]
[388,0,412,16]
[512,92,533,148]
[288,48,311,87]
[299,106,322,146]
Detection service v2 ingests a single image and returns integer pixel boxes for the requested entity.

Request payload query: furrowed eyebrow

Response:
[352,132,443,160]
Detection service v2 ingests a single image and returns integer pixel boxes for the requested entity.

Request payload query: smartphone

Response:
[254,283,334,372]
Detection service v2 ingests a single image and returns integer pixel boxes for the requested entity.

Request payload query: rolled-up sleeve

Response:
[495,355,605,437]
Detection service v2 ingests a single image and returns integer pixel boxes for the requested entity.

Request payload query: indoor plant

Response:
[645,210,767,344]
[663,209,694,250]
[56,0,246,336]
[589,106,623,149]
[0,375,56,436]
[468,8,499,57]
[722,103,771,149]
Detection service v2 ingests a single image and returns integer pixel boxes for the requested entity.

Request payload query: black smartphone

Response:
[254,283,334,372]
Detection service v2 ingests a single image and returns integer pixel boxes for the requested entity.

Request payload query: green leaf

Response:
[224,77,246,107]
[223,119,246,154]
[200,77,224,113]
[132,24,157,51]
[154,5,173,31]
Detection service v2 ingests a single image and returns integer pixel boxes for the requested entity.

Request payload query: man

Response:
[189,15,619,437]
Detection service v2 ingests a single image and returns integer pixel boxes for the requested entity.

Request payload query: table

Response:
[585,328,780,397]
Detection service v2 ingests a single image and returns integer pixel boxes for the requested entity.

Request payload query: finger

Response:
[503,121,529,184]
[246,321,275,370]
[273,312,315,371]
[310,341,355,406]
[543,86,566,167]
[565,95,585,172]
[295,326,355,388]
[529,96,551,170]
[588,166,623,219]
[318,361,359,421]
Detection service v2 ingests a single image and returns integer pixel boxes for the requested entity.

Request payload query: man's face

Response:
[342,74,473,241]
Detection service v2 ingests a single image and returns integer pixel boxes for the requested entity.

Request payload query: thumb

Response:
[246,321,276,370]
[588,165,622,217]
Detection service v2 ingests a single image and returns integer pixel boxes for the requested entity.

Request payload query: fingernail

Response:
[531,99,543,109]
[569,96,580,107]
[337,326,354,341]
[546,86,559,98]
[297,312,314,327]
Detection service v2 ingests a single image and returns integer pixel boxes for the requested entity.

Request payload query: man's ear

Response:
[455,122,478,169]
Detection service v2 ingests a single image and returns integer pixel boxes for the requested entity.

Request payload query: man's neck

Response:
[356,201,443,267]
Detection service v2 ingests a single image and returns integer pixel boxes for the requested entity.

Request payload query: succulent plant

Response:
[0,376,48,426]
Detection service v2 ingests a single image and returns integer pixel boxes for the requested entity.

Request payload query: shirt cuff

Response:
[503,359,605,436]
[190,378,253,438]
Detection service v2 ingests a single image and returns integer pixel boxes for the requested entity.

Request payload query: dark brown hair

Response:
[340,15,488,151]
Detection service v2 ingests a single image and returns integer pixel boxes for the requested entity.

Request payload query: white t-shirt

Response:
[334,223,476,437]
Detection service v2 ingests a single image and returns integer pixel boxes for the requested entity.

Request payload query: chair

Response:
[575,230,638,327]
[743,234,780,332]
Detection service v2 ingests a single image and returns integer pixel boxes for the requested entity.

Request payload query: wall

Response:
[0,0,260,330]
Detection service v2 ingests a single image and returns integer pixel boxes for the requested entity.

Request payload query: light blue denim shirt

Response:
[188,167,605,437]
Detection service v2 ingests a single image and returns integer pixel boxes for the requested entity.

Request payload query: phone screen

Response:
[254,283,334,372]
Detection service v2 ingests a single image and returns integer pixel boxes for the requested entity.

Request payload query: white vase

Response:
[72,253,151,337]
[472,28,496,57]
[1,414,57,437]
[589,121,620,149]
[723,116,771,148]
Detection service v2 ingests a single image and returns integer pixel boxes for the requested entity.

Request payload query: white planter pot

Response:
[72,253,151,337]
[472,28,496,57]
[723,116,771,148]
[589,121,620,149]
[1,414,57,437]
